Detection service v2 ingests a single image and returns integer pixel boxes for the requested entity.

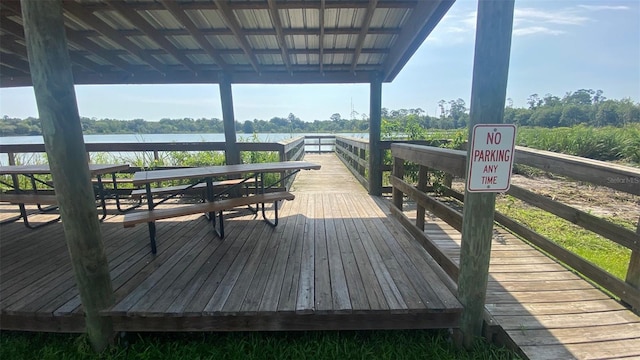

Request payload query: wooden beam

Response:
[0,51,30,74]
[73,1,417,12]
[213,0,261,74]
[219,73,241,165]
[20,0,114,351]
[457,0,514,349]
[350,0,377,73]
[72,26,402,38]
[159,0,229,72]
[382,0,452,81]
[319,0,325,74]
[627,218,640,311]
[106,0,201,74]
[64,1,168,74]
[368,72,382,195]
[267,0,293,73]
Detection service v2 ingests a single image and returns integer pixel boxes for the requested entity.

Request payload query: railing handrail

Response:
[389,142,640,311]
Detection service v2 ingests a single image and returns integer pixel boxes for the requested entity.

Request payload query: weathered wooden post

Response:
[392,156,404,210]
[369,72,383,196]
[21,0,114,351]
[626,216,640,311]
[219,72,241,166]
[457,0,514,348]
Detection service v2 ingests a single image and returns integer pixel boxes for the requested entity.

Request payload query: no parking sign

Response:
[466,124,517,192]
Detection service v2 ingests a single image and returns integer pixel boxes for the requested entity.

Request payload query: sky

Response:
[0,0,638,123]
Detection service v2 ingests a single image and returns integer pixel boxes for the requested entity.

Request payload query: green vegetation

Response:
[516,124,640,164]
[495,196,632,280]
[0,330,519,360]
[2,89,637,136]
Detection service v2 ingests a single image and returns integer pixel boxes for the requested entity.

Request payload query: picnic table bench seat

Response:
[0,193,58,205]
[129,178,257,199]
[123,191,294,254]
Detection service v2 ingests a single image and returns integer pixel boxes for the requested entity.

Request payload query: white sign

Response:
[466,124,517,192]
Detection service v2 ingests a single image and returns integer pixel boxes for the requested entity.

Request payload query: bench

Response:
[129,178,258,199]
[123,191,294,254]
[0,193,59,205]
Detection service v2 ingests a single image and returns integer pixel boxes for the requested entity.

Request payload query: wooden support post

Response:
[457,0,514,349]
[21,0,114,351]
[368,72,382,196]
[626,216,640,311]
[392,157,404,210]
[416,165,428,230]
[219,73,241,166]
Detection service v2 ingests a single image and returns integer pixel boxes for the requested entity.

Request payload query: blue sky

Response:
[1,0,638,122]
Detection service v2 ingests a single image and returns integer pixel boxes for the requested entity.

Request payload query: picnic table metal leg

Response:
[95,175,108,221]
[111,172,141,213]
[145,183,157,254]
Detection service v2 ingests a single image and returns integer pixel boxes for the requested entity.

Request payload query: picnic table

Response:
[0,163,130,228]
[123,161,321,254]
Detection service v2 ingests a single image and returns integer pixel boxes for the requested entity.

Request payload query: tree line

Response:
[1,89,638,137]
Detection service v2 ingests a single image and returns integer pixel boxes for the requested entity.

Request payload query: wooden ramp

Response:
[418,214,640,360]
[0,153,461,332]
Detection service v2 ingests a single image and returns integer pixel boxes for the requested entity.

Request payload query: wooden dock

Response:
[2,153,639,359]
[416,214,640,360]
[0,153,461,332]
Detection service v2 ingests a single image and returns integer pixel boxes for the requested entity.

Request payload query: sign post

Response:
[466,124,517,192]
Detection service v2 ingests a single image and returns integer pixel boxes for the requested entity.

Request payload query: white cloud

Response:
[513,26,565,37]
[514,7,590,26]
[577,5,629,11]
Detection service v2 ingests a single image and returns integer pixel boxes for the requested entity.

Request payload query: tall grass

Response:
[516,124,640,164]
[0,330,520,360]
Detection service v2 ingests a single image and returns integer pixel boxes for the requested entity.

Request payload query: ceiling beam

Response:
[159,0,230,72]
[383,0,453,81]
[64,1,168,74]
[0,15,123,75]
[76,1,417,12]
[72,26,401,38]
[351,0,377,73]
[319,0,325,74]
[267,0,292,73]
[0,33,105,74]
[213,0,261,74]
[0,51,30,74]
[106,0,201,74]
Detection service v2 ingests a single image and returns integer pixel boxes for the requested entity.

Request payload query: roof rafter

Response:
[0,51,30,74]
[72,27,401,39]
[159,0,230,72]
[79,1,417,12]
[267,0,292,73]
[0,14,119,75]
[0,33,105,74]
[106,0,201,74]
[213,0,261,74]
[383,0,453,81]
[351,0,378,74]
[64,1,168,74]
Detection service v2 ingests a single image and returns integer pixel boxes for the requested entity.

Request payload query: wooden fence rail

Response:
[389,142,640,311]
[0,137,306,190]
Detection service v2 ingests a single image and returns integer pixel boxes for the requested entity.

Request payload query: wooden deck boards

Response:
[416,215,640,360]
[0,154,461,333]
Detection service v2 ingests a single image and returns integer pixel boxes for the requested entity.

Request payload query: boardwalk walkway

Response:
[409,212,640,359]
[2,153,638,359]
[0,153,461,332]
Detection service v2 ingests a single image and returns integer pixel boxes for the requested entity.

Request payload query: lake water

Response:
[0,132,368,144]
[0,133,368,165]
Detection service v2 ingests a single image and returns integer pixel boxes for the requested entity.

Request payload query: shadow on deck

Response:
[0,154,461,333]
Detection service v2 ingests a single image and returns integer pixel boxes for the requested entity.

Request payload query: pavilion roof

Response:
[0,0,453,87]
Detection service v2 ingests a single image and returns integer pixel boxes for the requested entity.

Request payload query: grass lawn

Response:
[0,330,520,360]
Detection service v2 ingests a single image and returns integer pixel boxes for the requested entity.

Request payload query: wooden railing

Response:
[303,135,336,153]
[389,142,640,311]
[335,136,449,194]
[0,136,306,190]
